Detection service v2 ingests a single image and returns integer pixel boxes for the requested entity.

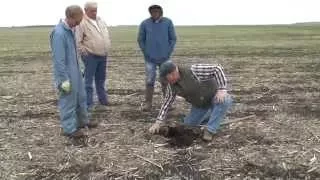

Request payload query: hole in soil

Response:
[159,125,202,147]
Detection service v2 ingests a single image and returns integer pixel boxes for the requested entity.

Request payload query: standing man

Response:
[76,1,111,110]
[138,4,177,111]
[50,5,97,138]
[148,62,233,141]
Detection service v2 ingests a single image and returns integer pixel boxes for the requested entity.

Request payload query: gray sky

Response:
[1,0,319,27]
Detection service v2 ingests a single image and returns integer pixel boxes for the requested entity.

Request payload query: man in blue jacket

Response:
[50,5,98,138]
[138,4,177,111]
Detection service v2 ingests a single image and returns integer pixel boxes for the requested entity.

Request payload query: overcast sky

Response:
[1,0,319,27]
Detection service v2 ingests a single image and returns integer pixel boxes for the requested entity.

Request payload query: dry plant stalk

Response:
[135,154,164,171]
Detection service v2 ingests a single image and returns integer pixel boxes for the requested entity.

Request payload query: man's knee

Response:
[222,94,233,108]
[145,73,156,87]
[145,62,157,86]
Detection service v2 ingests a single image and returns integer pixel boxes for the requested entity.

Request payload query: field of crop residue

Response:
[0,25,319,179]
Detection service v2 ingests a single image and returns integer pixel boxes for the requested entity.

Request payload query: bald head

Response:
[65,5,83,19]
[84,1,98,20]
[65,5,84,28]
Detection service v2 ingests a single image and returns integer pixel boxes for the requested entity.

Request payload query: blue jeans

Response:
[82,53,108,109]
[145,60,171,87]
[184,94,233,133]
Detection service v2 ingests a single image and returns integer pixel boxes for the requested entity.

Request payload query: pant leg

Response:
[77,76,89,126]
[76,104,89,126]
[145,61,157,87]
[184,106,210,126]
[95,56,108,105]
[58,92,78,135]
[82,54,98,109]
[207,94,233,133]
[199,109,212,125]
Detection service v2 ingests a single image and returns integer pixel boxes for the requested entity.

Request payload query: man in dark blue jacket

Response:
[138,4,177,111]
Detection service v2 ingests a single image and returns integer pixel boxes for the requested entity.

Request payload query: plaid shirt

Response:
[157,64,227,121]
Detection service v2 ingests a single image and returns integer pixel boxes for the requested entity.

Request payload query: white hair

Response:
[84,1,98,9]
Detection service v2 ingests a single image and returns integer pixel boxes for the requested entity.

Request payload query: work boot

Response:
[202,129,214,142]
[142,86,154,112]
[87,119,99,128]
[68,129,86,139]
[68,129,88,146]
[79,119,99,129]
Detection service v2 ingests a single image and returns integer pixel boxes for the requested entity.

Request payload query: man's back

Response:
[171,66,218,108]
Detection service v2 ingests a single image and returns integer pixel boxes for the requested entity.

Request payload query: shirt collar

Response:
[61,19,75,32]
[151,17,163,23]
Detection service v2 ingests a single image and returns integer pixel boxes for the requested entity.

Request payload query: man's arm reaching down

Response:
[149,85,176,134]
[157,84,176,121]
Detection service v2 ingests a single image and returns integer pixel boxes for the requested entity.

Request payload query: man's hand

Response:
[61,80,71,93]
[149,120,163,134]
[214,89,227,103]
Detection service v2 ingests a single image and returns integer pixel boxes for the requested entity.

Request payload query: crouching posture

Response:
[149,62,233,141]
[50,5,97,138]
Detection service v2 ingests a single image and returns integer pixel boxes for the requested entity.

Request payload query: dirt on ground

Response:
[0,50,319,180]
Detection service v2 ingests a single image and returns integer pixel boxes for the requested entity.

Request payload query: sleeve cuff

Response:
[156,120,163,124]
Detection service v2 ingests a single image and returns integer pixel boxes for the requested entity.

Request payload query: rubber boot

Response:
[142,85,154,112]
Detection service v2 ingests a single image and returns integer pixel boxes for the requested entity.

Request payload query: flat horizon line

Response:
[0,21,319,28]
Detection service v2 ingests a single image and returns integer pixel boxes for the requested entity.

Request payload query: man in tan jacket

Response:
[76,1,111,110]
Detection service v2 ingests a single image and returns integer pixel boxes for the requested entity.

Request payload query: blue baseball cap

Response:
[159,61,176,78]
